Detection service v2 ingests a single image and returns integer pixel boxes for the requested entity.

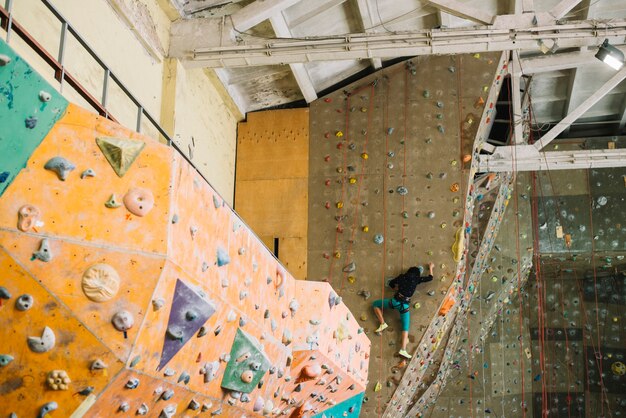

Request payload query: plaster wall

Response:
[3,0,240,204]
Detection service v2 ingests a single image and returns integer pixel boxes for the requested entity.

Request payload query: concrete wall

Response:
[3,0,241,204]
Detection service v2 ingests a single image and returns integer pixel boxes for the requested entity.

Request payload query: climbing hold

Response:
[123,187,154,217]
[452,228,465,262]
[31,238,53,262]
[188,399,200,411]
[362,225,369,232]
[217,247,230,266]
[335,131,343,137]
[27,326,56,353]
[161,389,174,400]
[152,297,165,311]
[200,361,220,382]
[178,371,191,384]
[253,397,265,412]
[82,263,120,302]
[373,234,384,244]
[39,90,52,102]
[80,168,96,179]
[438,125,445,133]
[374,381,382,392]
[125,377,139,389]
[241,370,254,383]
[37,402,58,418]
[342,261,356,273]
[15,294,34,311]
[289,299,299,316]
[348,275,356,284]
[25,116,38,129]
[336,201,343,209]
[450,183,460,192]
[0,354,14,367]
[119,403,130,412]
[387,127,394,135]
[17,205,41,232]
[104,194,121,208]
[137,404,149,415]
[44,157,75,181]
[397,186,408,195]
[96,137,145,177]
[436,101,444,108]
[0,54,11,66]
[423,90,430,98]
[159,405,177,418]
[111,310,134,332]
[427,290,435,296]
[361,153,369,160]
[90,359,107,370]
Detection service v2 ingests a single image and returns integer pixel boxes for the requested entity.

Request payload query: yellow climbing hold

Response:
[361,153,369,160]
[336,201,343,209]
[359,313,367,321]
[333,251,341,259]
[473,53,480,58]
[335,131,343,137]
[374,381,382,392]
[414,302,421,309]
[362,226,369,232]
[440,222,447,229]
[452,227,464,262]
[349,177,357,184]
[348,276,356,284]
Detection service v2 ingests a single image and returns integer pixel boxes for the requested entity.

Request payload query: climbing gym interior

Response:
[1,1,626,417]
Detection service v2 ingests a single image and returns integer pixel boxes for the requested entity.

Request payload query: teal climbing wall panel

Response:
[0,39,68,196]
[311,392,364,418]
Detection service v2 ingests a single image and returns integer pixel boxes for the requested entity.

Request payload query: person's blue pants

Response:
[372,298,410,331]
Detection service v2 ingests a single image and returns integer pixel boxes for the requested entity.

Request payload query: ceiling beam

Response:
[174,20,626,67]
[230,0,303,32]
[559,0,591,135]
[427,0,494,25]
[354,0,382,69]
[522,0,534,13]
[533,65,626,150]
[269,14,317,103]
[289,0,348,27]
[549,0,583,19]
[617,95,626,134]
[479,147,626,172]
[516,44,626,74]
[511,52,525,144]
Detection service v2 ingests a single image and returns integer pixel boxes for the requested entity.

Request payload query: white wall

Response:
[3,0,241,204]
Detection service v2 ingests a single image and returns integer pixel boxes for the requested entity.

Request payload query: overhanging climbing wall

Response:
[307,53,503,414]
[0,39,370,417]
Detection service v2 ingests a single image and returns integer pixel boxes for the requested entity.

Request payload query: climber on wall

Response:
[372,262,434,359]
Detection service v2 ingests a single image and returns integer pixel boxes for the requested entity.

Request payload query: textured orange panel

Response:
[0,248,125,418]
[0,104,173,255]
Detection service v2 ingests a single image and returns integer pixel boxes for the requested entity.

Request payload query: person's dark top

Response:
[389,267,433,301]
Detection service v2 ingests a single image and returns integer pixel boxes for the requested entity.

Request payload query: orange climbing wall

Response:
[307,54,502,414]
[0,44,368,416]
[235,109,309,279]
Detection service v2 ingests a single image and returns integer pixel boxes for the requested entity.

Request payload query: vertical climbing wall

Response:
[0,39,369,417]
[307,54,502,414]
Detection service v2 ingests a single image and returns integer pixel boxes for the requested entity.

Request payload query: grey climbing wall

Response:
[307,53,502,414]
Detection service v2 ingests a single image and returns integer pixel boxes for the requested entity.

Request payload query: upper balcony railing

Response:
[0,0,171,144]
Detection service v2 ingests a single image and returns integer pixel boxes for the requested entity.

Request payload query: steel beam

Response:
[427,0,494,25]
[354,0,382,69]
[533,65,626,150]
[269,14,317,102]
[478,147,626,172]
[549,0,582,19]
[230,0,303,32]
[174,19,626,68]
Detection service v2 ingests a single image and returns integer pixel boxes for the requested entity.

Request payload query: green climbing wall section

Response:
[311,392,364,418]
[0,39,68,196]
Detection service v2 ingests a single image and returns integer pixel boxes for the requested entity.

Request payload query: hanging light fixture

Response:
[595,39,625,70]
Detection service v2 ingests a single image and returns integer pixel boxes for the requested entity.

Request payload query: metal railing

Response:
[0,0,172,145]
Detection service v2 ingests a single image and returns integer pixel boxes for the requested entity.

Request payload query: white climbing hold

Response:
[27,326,55,353]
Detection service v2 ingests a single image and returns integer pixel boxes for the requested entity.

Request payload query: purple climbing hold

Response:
[157,279,216,371]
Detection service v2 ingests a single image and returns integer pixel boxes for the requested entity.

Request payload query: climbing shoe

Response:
[375,323,388,333]
[398,349,412,359]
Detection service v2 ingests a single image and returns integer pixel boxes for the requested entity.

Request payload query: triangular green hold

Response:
[96,137,145,177]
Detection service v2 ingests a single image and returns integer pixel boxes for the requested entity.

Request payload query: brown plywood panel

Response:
[278,236,307,280]
[236,178,308,238]
[237,108,309,181]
